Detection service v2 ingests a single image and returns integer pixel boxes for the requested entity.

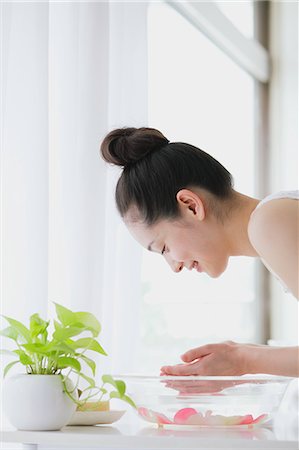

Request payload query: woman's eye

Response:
[161,246,166,255]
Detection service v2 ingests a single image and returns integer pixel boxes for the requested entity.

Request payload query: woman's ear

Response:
[176,189,205,221]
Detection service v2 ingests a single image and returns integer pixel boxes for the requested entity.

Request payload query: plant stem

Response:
[61,375,81,406]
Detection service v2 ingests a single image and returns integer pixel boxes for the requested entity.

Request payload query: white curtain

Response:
[1,1,49,322]
[100,0,148,374]
[1,0,149,401]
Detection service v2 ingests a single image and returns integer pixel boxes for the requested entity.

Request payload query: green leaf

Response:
[53,303,101,337]
[0,326,19,342]
[71,338,107,355]
[46,341,75,355]
[102,374,113,384]
[18,352,34,366]
[22,341,75,356]
[54,319,63,332]
[78,354,96,376]
[29,313,49,341]
[54,303,76,327]
[115,380,126,396]
[30,313,43,327]
[3,360,19,378]
[1,317,32,343]
[53,325,85,341]
[74,312,101,337]
[21,343,49,354]
[100,387,107,395]
[56,356,81,372]
[102,375,125,396]
[109,391,136,409]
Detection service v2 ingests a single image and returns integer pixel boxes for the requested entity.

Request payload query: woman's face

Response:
[125,190,230,278]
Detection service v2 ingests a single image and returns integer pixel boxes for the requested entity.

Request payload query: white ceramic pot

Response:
[2,374,77,430]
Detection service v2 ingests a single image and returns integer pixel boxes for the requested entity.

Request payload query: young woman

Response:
[100,127,299,377]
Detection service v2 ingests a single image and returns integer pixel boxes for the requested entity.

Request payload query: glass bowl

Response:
[120,374,292,428]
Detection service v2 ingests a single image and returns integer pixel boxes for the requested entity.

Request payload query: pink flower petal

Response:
[223,415,246,426]
[137,407,172,424]
[239,415,254,425]
[252,413,268,424]
[138,407,150,419]
[156,414,173,424]
[138,407,269,427]
[174,408,198,424]
[188,413,251,426]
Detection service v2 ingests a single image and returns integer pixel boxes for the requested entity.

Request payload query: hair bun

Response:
[100,127,169,167]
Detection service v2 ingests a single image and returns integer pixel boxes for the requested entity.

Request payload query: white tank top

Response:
[252,190,299,294]
[255,190,299,210]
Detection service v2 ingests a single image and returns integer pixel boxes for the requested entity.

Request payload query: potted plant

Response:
[0,302,134,431]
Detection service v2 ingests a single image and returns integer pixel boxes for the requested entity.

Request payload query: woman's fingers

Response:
[160,359,206,376]
[160,345,219,375]
[181,341,236,362]
[181,344,216,363]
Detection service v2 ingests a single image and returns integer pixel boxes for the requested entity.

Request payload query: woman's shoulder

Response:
[248,190,298,298]
[248,191,298,250]
[248,190,299,244]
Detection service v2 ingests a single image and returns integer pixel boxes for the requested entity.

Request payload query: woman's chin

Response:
[209,271,222,279]
[206,264,227,278]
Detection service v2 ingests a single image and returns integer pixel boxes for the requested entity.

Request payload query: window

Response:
[136,1,257,372]
[215,0,254,39]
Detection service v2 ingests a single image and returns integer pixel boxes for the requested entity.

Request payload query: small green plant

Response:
[0,302,135,408]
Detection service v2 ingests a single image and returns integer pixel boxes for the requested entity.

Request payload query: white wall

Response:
[268,1,298,344]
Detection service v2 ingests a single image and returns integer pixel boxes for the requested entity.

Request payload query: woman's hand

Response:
[160,341,248,376]
[160,341,299,377]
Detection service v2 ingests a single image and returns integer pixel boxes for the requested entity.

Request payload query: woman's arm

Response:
[247,344,299,377]
[160,341,299,377]
[248,198,299,299]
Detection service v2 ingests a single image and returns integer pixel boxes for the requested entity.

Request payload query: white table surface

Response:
[1,410,298,450]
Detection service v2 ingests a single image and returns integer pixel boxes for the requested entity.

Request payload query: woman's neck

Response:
[224,191,260,257]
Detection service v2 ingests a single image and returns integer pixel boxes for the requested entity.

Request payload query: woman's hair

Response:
[100,127,234,225]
